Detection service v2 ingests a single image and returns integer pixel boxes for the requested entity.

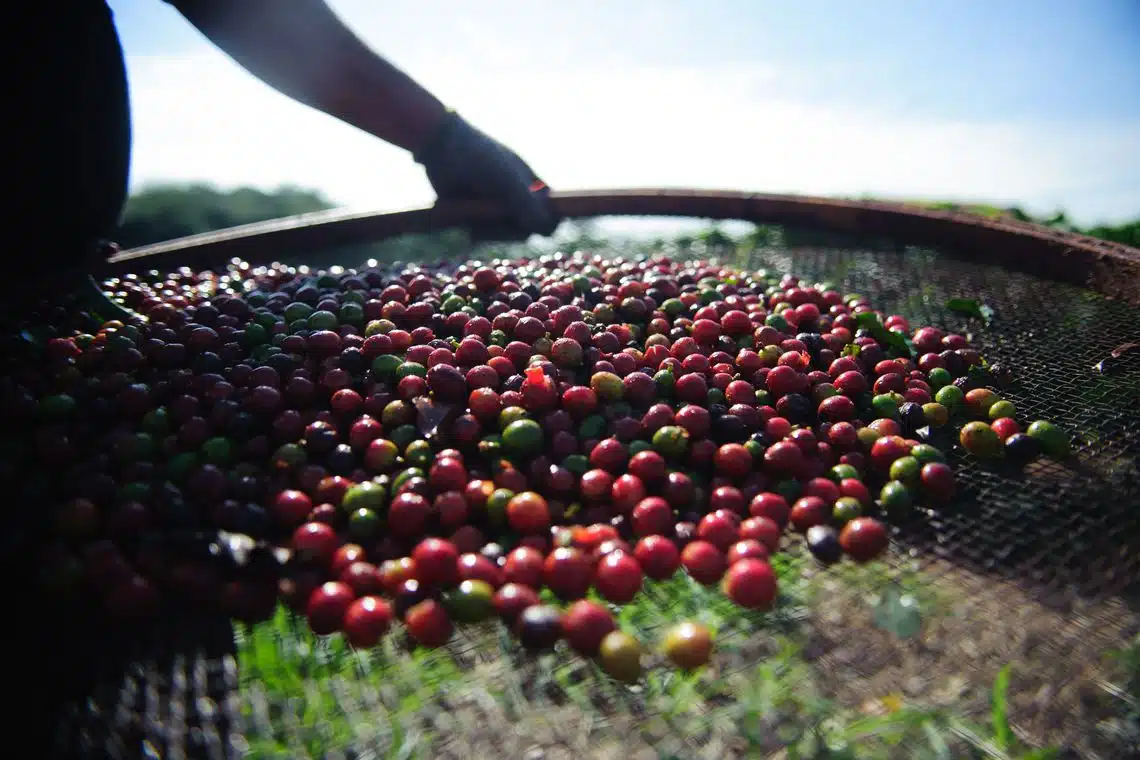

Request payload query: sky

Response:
[109,0,1140,228]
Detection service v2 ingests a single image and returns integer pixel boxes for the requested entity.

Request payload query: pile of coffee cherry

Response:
[9,251,1068,679]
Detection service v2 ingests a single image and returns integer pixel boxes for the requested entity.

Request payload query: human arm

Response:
[167,0,447,152]
[167,0,560,237]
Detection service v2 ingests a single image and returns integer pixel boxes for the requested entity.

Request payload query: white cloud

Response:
[122,41,1140,226]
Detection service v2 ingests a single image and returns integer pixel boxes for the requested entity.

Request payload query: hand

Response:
[415,112,561,242]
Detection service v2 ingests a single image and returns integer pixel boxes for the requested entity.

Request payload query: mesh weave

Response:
[749,242,1140,597]
[42,234,1140,759]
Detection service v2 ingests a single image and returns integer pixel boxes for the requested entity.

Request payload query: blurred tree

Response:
[696,225,735,250]
[116,182,336,249]
[742,225,782,248]
[1084,220,1140,247]
[1006,206,1033,223]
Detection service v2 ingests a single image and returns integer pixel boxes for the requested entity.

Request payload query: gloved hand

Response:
[415,111,561,242]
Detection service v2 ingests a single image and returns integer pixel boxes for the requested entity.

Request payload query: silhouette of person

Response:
[19,1,560,298]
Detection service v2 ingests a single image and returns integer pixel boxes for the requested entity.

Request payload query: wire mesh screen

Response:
[746,241,1140,757]
[30,233,1140,760]
[752,241,1140,594]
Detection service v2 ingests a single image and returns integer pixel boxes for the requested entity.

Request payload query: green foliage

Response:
[695,225,735,249]
[1117,634,1140,698]
[742,224,783,247]
[1084,220,1140,247]
[117,182,335,249]
[991,664,1014,750]
[235,550,1066,759]
[947,297,996,324]
[237,557,813,757]
[910,200,1139,245]
[1099,634,1140,746]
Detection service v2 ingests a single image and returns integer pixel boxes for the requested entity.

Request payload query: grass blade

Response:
[922,719,953,760]
[992,664,1013,751]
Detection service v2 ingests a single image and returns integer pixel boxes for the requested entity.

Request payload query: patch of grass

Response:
[617,551,811,642]
[769,660,1061,759]
[1115,634,1140,697]
[236,555,816,757]
[236,551,1059,758]
[679,642,1057,759]
[240,609,466,755]
[1100,634,1140,742]
[944,663,1061,760]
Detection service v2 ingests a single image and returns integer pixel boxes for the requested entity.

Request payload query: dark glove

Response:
[415,111,561,242]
